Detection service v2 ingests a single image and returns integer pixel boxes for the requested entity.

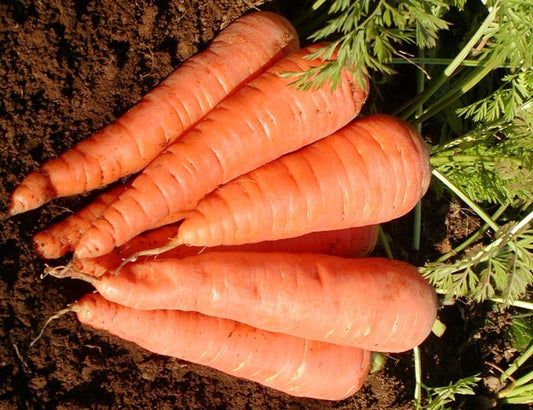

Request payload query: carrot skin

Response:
[176,114,431,248]
[88,252,437,352]
[72,224,378,277]
[8,11,299,215]
[74,43,369,258]
[75,293,372,400]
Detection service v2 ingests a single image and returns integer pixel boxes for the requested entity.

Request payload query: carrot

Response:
[74,293,371,400]
[32,184,188,260]
[68,224,378,277]
[74,43,369,259]
[8,11,299,216]
[32,185,128,259]
[70,252,437,353]
[125,114,430,260]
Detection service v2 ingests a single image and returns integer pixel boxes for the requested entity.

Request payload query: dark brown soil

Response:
[0,1,521,409]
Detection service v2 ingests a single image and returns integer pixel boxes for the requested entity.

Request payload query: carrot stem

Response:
[412,44,426,409]
[490,298,533,311]
[411,45,426,252]
[390,57,510,68]
[499,341,533,385]
[430,154,524,166]
[395,5,499,121]
[413,346,423,409]
[378,226,394,259]
[435,204,508,263]
[412,53,503,125]
[431,169,499,231]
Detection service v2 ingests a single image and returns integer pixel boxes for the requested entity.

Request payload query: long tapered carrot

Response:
[70,252,437,353]
[74,44,369,259]
[67,224,378,277]
[74,293,372,400]
[136,114,429,255]
[8,11,299,216]
[34,185,376,261]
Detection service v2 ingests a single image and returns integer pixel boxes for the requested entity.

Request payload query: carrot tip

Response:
[29,304,76,348]
[9,171,55,215]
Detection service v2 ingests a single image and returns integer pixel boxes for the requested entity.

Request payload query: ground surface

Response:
[0,1,522,409]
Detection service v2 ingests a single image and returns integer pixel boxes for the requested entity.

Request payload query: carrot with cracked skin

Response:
[74,43,369,259]
[67,252,437,353]
[125,114,430,261]
[8,11,299,216]
[73,293,371,400]
[69,224,378,277]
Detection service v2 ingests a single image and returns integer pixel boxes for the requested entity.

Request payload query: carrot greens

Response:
[298,0,532,407]
[289,0,467,90]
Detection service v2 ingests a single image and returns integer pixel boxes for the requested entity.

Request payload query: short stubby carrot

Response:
[80,252,437,353]
[74,44,369,258]
[8,11,299,216]
[70,224,378,277]
[75,293,372,400]
[169,114,430,249]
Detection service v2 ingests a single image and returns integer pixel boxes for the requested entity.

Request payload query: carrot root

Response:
[68,225,377,278]
[75,293,372,400]
[115,238,184,275]
[87,252,437,352]
[173,114,430,248]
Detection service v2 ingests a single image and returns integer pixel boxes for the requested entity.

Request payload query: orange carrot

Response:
[69,224,378,277]
[74,293,371,400]
[8,11,299,216]
[143,114,430,253]
[74,44,369,259]
[32,184,188,260]
[73,252,437,353]
[32,185,128,259]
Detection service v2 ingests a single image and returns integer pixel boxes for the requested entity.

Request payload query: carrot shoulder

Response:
[75,293,372,400]
[74,43,369,258]
[171,114,430,248]
[70,224,378,277]
[8,11,299,216]
[81,252,437,352]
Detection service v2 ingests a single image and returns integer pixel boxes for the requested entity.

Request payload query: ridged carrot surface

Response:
[74,44,369,258]
[82,252,437,352]
[172,114,430,248]
[8,11,299,215]
[75,293,372,400]
[70,224,378,277]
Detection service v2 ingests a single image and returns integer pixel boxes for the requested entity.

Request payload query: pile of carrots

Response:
[10,12,438,401]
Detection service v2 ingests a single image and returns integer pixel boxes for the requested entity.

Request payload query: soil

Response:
[0,1,524,409]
